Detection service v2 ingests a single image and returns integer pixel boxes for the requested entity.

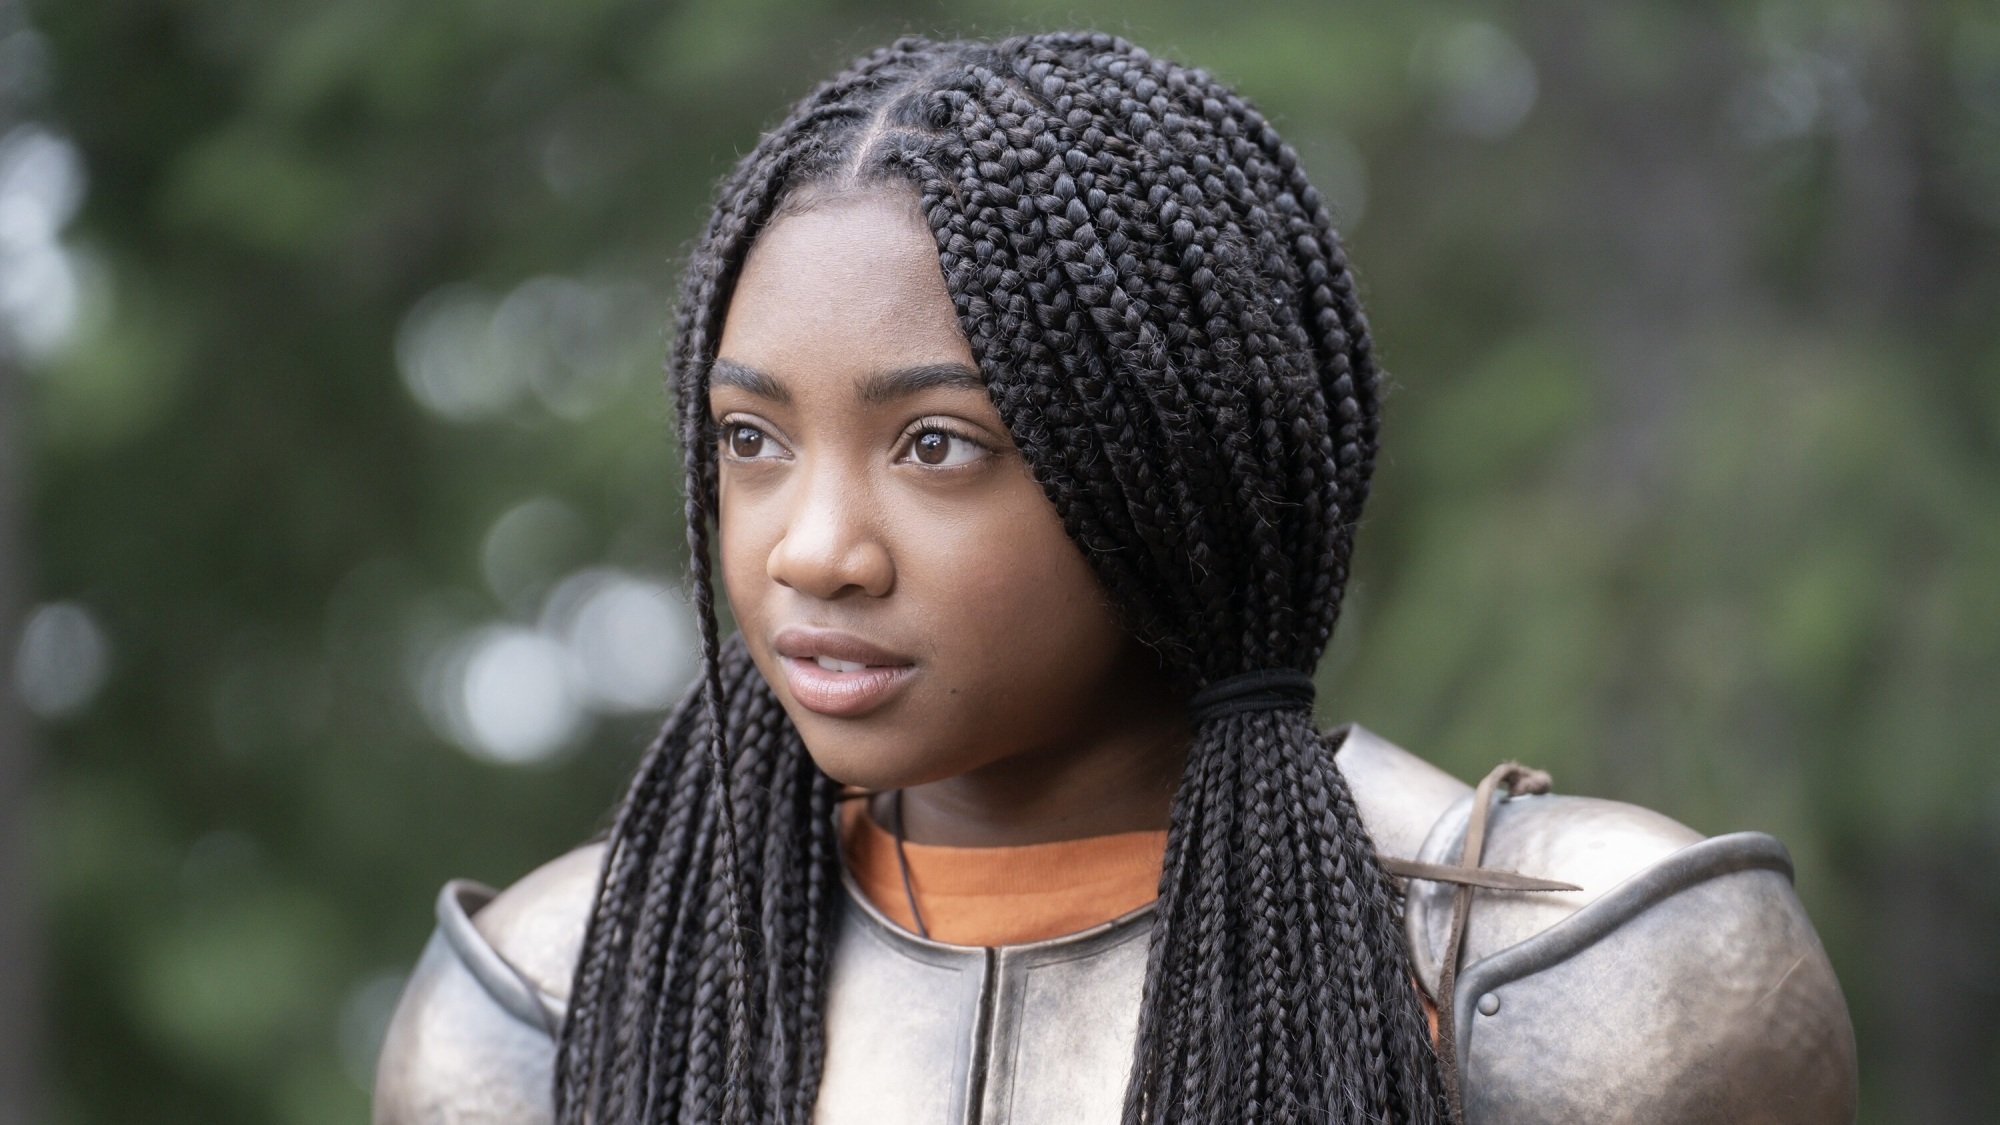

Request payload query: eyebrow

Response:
[856,362,986,404]
[710,358,791,404]
[709,358,985,407]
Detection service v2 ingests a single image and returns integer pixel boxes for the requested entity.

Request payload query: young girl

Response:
[374,32,1856,1124]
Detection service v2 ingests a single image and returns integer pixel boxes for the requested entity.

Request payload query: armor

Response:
[372,726,1859,1124]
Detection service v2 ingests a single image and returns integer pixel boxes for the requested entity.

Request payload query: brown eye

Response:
[913,430,948,465]
[903,425,988,468]
[726,424,768,459]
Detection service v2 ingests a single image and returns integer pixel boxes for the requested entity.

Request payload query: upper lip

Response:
[772,626,914,667]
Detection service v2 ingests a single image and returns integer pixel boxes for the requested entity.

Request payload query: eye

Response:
[901,423,990,469]
[720,420,786,461]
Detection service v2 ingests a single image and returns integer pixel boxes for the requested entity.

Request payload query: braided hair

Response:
[557,32,1449,1124]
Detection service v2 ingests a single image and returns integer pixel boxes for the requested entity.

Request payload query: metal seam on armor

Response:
[967,948,998,1125]
[834,866,1158,1124]
[823,896,988,1123]
[982,917,1157,1119]
[1449,831,1795,1068]
[433,879,564,1037]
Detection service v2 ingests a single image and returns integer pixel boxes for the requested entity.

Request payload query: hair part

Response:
[558,32,1447,1124]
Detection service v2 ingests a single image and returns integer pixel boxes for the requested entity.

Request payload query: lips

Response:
[771,626,917,718]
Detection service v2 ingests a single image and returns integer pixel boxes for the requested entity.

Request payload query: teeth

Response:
[814,655,868,673]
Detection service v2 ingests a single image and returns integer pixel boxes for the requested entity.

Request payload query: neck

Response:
[888,711,1190,847]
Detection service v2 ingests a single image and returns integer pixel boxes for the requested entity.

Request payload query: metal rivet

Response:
[1476,993,1501,1016]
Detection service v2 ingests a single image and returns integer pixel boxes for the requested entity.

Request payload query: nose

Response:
[765,473,895,600]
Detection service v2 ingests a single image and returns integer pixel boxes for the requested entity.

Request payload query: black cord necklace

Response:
[889,789,930,939]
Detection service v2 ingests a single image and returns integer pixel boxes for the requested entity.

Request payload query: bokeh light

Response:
[13,600,108,720]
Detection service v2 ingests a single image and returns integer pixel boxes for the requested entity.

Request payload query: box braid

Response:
[557,32,1450,1125]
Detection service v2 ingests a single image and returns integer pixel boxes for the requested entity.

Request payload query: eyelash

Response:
[717,418,787,462]
[896,420,990,468]
[713,416,991,469]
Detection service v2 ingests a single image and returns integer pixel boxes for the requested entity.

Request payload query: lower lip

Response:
[778,656,916,718]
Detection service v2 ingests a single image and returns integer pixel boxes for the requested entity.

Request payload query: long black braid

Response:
[557,32,1449,1124]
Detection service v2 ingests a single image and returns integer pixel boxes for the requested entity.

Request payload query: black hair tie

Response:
[1188,670,1316,724]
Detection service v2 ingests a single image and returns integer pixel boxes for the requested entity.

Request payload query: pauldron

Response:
[373,726,1859,1124]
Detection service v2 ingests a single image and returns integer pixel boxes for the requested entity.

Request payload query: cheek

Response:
[715,487,774,623]
[909,494,1125,709]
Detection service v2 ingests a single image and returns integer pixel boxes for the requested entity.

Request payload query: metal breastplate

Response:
[816,872,1153,1124]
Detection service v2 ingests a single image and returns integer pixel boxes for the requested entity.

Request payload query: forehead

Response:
[716,189,976,384]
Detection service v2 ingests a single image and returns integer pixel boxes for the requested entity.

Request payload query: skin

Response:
[711,186,1191,847]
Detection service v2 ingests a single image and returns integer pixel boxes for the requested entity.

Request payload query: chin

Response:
[794,727,960,793]
[799,742,918,793]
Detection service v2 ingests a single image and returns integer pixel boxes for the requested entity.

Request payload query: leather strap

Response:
[1397,761,1574,1125]
[1377,857,1579,893]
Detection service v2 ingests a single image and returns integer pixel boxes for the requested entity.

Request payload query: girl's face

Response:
[711,187,1187,824]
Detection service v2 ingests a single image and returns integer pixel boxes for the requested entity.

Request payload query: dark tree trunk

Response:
[0,342,40,1125]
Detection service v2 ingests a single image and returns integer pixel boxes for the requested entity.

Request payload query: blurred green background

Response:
[2,0,1995,1120]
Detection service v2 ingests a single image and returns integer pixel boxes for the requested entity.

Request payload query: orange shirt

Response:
[838,796,1167,946]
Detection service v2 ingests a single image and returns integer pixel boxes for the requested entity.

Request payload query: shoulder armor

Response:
[372,843,603,1125]
[1407,787,1857,1124]
[1331,723,1473,862]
